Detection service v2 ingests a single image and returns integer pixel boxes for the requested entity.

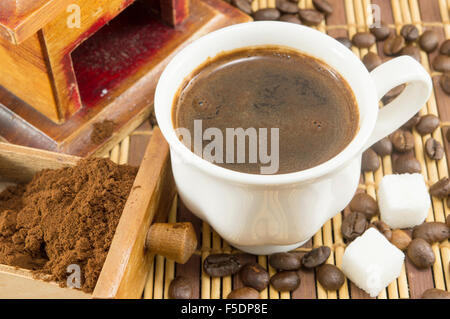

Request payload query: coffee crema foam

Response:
[172,46,359,175]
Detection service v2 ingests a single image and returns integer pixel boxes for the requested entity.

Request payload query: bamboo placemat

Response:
[110,0,450,299]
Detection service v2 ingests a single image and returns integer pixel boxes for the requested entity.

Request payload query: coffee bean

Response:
[239,263,270,291]
[416,114,440,135]
[393,154,421,174]
[276,0,298,14]
[362,52,382,72]
[371,220,392,241]
[401,113,420,131]
[312,0,333,15]
[336,37,352,49]
[390,129,415,152]
[352,32,376,48]
[440,39,450,55]
[419,30,439,53]
[231,0,252,15]
[384,35,405,56]
[432,55,450,72]
[269,252,301,270]
[425,138,444,160]
[203,254,241,277]
[301,246,331,268]
[252,8,281,21]
[227,287,260,299]
[298,9,324,26]
[317,264,345,290]
[422,288,450,299]
[390,229,411,251]
[401,44,421,63]
[429,177,450,198]
[400,24,419,42]
[270,271,300,291]
[371,137,393,156]
[440,72,450,95]
[349,193,378,219]
[413,222,450,244]
[447,214,450,227]
[382,84,405,105]
[407,238,435,269]
[169,276,193,299]
[279,14,302,24]
[361,149,380,172]
[369,22,391,41]
[341,212,368,242]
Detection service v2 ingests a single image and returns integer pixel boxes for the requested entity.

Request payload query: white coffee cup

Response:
[155,22,432,255]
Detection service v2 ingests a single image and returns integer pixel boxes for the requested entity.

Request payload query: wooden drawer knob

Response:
[145,222,197,264]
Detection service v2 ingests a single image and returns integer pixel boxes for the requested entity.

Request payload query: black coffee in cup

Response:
[172,46,358,174]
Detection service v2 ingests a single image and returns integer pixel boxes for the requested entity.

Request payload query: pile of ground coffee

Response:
[0,158,137,292]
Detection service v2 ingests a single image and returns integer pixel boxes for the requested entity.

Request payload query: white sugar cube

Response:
[342,228,404,297]
[378,173,430,229]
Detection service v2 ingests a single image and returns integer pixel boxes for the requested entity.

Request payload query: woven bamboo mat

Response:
[109,0,450,299]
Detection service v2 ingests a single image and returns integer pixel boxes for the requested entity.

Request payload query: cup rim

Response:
[155,21,378,185]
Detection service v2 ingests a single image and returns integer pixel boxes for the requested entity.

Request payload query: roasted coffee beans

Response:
[298,9,324,26]
[317,264,345,290]
[341,212,368,242]
[390,229,411,251]
[400,24,419,42]
[393,154,422,174]
[352,32,376,48]
[429,177,450,198]
[390,130,415,152]
[413,222,450,243]
[371,137,393,156]
[269,252,301,271]
[362,52,382,72]
[253,8,281,20]
[270,271,301,291]
[361,149,380,172]
[384,35,405,56]
[425,138,444,160]
[312,0,333,15]
[407,238,435,269]
[349,193,378,219]
[203,254,241,277]
[370,22,390,41]
[302,246,331,268]
[227,287,260,299]
[169,276,193,299]
[419,30,439,53]
[422,288,450,299]
[239,263,270,291]
[416,115,440,135]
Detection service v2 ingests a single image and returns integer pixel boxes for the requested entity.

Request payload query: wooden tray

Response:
[119,0,448,299]
[0,127,176,298]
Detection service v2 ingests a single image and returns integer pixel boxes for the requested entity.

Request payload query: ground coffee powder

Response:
[0,158,137,292]
[91,120,115,144]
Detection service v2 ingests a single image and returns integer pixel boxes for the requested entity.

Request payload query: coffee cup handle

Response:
[363,56,432,150]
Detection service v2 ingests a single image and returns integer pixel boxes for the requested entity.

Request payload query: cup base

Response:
[232,239,309,255]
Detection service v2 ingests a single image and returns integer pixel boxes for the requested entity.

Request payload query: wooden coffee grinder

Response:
[0,0,250,156]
